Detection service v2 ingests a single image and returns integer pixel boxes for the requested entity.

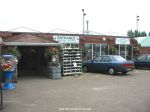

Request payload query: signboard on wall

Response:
[53,35,79,43]
[115,38,130,44]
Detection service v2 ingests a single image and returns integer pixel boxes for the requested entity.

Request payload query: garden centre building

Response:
[0,31,139,78]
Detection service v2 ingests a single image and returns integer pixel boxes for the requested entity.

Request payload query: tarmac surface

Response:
[1,69,150,112]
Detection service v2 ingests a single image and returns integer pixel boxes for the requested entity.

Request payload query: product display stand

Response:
[62,44,82,76]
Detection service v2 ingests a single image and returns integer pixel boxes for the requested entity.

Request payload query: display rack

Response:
[62,44,82,76]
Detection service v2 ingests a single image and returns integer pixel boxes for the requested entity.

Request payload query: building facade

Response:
[0,31,139,77]
[137,36,150,54]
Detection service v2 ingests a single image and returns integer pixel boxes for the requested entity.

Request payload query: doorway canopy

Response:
[3,33,60,46]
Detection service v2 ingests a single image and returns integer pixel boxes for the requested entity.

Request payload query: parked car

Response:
[82,55,134,75]
[134,54,150,68]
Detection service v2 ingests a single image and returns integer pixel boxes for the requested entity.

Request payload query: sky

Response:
[0,0,150,36]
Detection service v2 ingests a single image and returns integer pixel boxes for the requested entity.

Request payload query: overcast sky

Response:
[0,0,150,35]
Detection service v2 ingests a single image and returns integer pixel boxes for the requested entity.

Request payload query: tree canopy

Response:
[127,30,147,38]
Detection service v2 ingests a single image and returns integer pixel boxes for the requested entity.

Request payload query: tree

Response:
[148,32,150,36]
[127,30,134,38]
[134,30,139,37]
[141,31,147,37]
[127,30,147,38]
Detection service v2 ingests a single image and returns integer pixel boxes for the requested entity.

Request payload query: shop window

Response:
[84,44,92,60]
[114,44,132,60]
[83,43,108,61]
[101,44,107,55]
[93,44,100,59]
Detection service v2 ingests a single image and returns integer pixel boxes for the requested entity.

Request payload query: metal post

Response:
[82,9,86,35]
[131,45,133,60]
[125,44,127,59]
[119,44,120,56]
[136,15,139,42]
[92,44,93,60]
[0,70,3,110]
[0,37,3,110]
[100,44,101,56]
[86,20,89,34]
[136,15,139,31]
[108,44,109,55]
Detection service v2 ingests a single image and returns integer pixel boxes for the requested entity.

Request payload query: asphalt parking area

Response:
[1,69,150,112]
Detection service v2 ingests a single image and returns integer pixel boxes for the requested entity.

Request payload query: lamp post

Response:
[136,15,139,31]
[136,15,140,43]
[82,9,86,35]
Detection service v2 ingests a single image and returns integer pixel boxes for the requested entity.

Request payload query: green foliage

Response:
[127,30,134,38]
[109,47,117,54]
[46,50,53,61]
[3,47,21,59]
[46,48,59,61]
[148,32,150,36]
[127,30,147,38]
[7,48,18,56]
[82,48,88,57]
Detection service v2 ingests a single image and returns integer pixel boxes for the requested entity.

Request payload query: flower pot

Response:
[3,71,15,90]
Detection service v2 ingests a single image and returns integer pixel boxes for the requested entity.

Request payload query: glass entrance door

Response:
[114,44,132,60]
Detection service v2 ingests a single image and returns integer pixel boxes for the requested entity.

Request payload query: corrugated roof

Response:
[140,36,150,47]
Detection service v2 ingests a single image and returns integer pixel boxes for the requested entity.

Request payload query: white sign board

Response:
[53,35,79,43]
[115,38,130,44]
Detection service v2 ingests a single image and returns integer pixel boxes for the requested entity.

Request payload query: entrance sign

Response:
[115,38,130,45]
[53,35,79,43]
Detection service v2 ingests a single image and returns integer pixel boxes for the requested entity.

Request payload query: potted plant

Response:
[46,48,59,62]
[2,46,20,83]
[45,47,61,79]
[1,55,17,89]
[2,46,21,60]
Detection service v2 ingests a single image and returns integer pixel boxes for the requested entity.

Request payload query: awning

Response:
[4,42,60,46]
[4,33,60,46]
